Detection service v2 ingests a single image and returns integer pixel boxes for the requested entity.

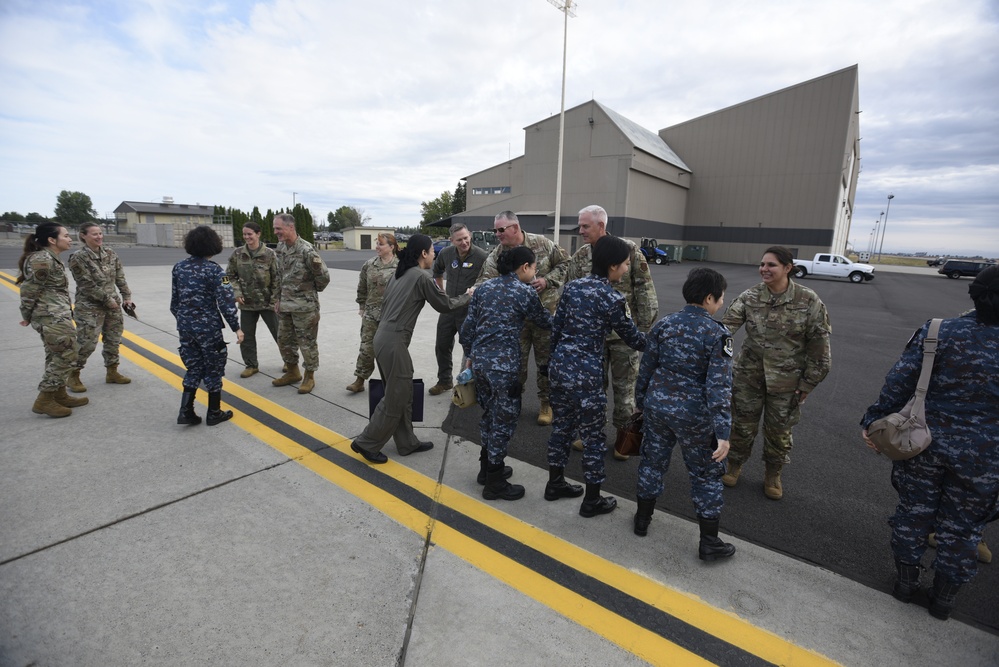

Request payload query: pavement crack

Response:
[396,432,451,666]
[0,459,293,568]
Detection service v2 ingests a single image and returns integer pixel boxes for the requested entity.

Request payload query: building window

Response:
[471,186,512,195]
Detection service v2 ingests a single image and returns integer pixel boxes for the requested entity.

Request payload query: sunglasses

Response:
[494,224,516,234]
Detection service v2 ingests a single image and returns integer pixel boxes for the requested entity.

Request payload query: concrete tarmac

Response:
[1,248,997,666]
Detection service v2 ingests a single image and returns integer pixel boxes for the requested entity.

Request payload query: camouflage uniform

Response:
[354,255,399,379]
[274,238,331,372]
[861,313,999,584]
[460,274,553,465]
[546,276,645,484]
[433,244,488,385]
[635,305,734,518]
[722,280,831,466]
[548,237,658,428]
[226,243,279,370]
[171,257,240,392]
[477,232,568,402]
[20,249,79,391]
[68,245,131,370]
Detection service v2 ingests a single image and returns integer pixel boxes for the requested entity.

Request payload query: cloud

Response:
[0,0,996,255]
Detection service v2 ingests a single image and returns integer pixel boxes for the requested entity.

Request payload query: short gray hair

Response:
[494,211,519,225]
[449,222,469,237]
[578,205,607,224]
[274,213,295,226]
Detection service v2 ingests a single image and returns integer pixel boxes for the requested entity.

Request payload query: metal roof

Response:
[115,201,214,216]
[595,101,690,171]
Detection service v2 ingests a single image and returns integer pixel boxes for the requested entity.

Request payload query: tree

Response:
[26,212,48,223]
[329,205,370,232]
[452,181,466,215]
[1,211,26,222]
[420,191,454,226]
[55,190,97,226]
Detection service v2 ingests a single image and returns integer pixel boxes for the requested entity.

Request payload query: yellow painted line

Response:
[6,276,838,666]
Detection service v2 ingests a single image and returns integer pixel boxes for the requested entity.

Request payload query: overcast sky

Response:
[2,0,996,257]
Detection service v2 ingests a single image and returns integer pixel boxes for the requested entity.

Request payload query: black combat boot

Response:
[477,447,512,485]
[177,388,201,425]
[892,560,921,603]
[698,516,736,561]
[579,483,616,518]
[928,572,962,620]
[482,462,524,501]
[634,498,656,536]
[206,390,233,426]
[544,465,584,501]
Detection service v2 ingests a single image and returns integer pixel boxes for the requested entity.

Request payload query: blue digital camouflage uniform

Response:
[69,245,131,370]
[635,305,734,519]
[722,280,831,465]
[20,249,79,391]
[546,275,646,484]
[460,274,553,465]
[861,313,999,584]
[476,232,569,402]
[171,257,240,392]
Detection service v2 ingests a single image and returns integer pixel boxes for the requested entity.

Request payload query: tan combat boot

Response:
[764,462,783,500]
[67,369,86,393]
[298,370,315,394]
[272,364,302,386]
[54,386,90,408]
[722,461,743,487]
[106,364,131,384]
[537,401,553,426]
[346,376,365,393]
[33,391,72,417]
[240,367,259,378]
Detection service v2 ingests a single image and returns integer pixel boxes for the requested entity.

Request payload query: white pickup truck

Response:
[792,253,875,283]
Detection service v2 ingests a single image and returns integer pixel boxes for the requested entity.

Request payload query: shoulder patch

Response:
[221,275,230,286]
[723,336,734,357]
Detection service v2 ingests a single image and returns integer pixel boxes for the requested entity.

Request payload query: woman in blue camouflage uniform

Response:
[459,246,553,501]
[861,265,999,621]
[226,222,279,379]
[347,232,399,393]
[171,226,243,427]
[633,268,736,561]
[546,235,646,518]
[17,222,88,417]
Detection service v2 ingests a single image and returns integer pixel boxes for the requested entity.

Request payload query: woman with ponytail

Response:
[861,265,999,621]
[17,223,88,417]
[349,234,471,464]
[459,245,552,500]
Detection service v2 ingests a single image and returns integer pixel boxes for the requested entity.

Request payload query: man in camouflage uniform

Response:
[547,205,658,458]
[633,268,736,561]
[271,213,331,394]
[429,223,488,396]
[722,250,831,500]
[475,211,569,425]
[459,252,552,500]
[68,222,133,391]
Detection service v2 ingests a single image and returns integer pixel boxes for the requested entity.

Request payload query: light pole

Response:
[546,0,576,247]
[293,192,298,209]
[876,194,895,261]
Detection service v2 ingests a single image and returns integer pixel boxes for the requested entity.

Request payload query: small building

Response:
[342,226,397,251]
[115,199,233,248]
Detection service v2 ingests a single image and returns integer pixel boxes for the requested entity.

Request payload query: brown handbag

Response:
[613,412,644,458]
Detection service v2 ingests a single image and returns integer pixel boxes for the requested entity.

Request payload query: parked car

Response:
[938,259,993,279]
[433,239,452,254]
[472,230,497,252]
[395,232,409,242]
[330,232,343,241]
[639,238,671,265]
[926,257,947,267]
[793,253,875,283]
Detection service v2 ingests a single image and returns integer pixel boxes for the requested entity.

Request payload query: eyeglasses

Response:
[494,224,516,234]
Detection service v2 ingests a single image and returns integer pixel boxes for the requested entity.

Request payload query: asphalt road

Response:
[2,244,995,632]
